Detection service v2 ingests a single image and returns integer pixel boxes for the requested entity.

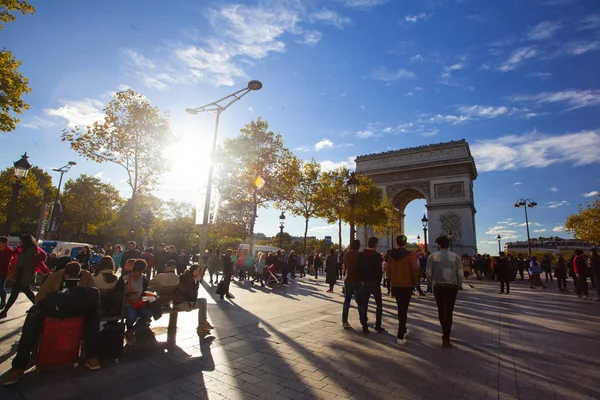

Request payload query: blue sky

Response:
[2,0,599,254]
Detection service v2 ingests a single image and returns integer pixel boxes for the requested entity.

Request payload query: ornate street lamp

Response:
[417,235,421,245]
[421,214,428,253]
[347,172,359,244]
[514,198,537,256]
[279,212,286,249]
[2,153,33,235]
[186,80,263,265]
[497,234,502,255]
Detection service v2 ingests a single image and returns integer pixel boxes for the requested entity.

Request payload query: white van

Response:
[52,242,94,258]
[238,244,282,257]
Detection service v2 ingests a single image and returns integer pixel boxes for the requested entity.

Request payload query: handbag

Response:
[127,278,146,309]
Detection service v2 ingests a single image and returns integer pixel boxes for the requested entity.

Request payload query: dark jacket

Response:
[357,249,382,283]
[222,255,234,276]
[325,254,337,284]
[343,250,359,283]
[495,257,511,281]
[174,270,199,303]
[120,248,142,269]
[17,247,38,286]
[590,254,600,275]
[154,250,169,274]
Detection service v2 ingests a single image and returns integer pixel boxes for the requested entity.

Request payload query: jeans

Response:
[500,280,510,293]
[124,304,153,332]
[392,287,413,339]
[12,305,99,370]
[361,282,383,329]
[544,269,553,283]
[0,274,6,306]
[342,282,362,323]
[2,279,35,314]
[576,273,588,297]
[433,285,458,339]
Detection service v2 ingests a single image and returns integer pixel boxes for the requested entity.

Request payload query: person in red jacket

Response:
[0,236,14,309]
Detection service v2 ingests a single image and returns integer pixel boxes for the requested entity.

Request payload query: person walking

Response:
[387,235,419,344]
[590,249,600,301]
[342,240,362,330]
[555,254,568,292]
[541,255,553,283]
[517,257,525,280]
[426,235,463,349]
[220,249,234,300]
[0,235,42,319]
[325,249,338,292]
[358,237,385,333]
[495,252,511,294]
[0,237,14,310]
[573,249,588,299]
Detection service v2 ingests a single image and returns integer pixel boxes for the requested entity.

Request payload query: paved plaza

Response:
[1,276,600,400]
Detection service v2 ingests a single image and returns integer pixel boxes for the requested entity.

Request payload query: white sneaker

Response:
[397,338,407,345]
[342,322,351,329]
[404,329,411,339]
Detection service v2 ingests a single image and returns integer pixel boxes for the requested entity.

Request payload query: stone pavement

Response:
[1,274,600,400]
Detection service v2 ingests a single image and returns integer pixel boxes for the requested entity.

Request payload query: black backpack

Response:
[38,286,100,318]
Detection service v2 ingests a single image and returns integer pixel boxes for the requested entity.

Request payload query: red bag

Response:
[127,277,146,309]
[37,316,84,368]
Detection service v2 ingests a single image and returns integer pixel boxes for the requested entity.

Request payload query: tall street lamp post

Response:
[497,234,502,254]
[514,198,537,256]
[186,80,263,265]
[279,212,286,249]
[48,161,76,239]
[2,153,32,235]
[421,214,428,253]
[347,172,359,244]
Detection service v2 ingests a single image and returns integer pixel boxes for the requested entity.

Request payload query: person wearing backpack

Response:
[2,262,102,386]
[573,250,588,299]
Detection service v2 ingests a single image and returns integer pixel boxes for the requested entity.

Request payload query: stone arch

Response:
[355,139,478,255]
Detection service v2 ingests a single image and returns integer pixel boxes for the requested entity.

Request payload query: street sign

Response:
[325,236,332,245]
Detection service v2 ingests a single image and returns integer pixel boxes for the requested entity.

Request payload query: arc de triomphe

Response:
[355,139,478,255]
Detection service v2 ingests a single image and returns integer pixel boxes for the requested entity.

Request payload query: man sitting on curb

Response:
[2,262,101,386]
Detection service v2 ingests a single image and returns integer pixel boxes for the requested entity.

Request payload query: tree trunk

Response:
[338,218,342,250]
[363,224,368,244]
[129,189,137,241]
[303,217,309,253]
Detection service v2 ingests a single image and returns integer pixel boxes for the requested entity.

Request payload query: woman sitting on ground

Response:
[174,264,214,335]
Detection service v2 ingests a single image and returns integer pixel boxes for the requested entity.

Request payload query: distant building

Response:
[504,238,594,254]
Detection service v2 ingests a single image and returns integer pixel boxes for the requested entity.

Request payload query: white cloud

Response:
[498,46,538,72]
[356,130,374,139]
[21,116,56,130]
[471,129,600,172]
[509,89,600,110]
[549,186,558,192]
[340,0,387,8]
[527,72,552,79]
[370,67,416,82]
[310,10,350,28]
[382,127,392,133]
[45,98,105,128]
[319,156,356,172]
[93,172,104,179]
[422,129,438,137]
[552,226,565,232]
[409,54,424,62]
[404,13,432,23]
[296,30,322,46]
[547,200,569,208]
[513,182,522,186]
[295,146,310,152]
[534,229,547,233]
[485,226,520,240]
[457,105,513,119]
[579,14,600,31]
[564,41,600,56]
[583,191,599,197]
[526,21,561,41]
[314,139,334,151]
[308,224,338,232]
[424,114,470,124]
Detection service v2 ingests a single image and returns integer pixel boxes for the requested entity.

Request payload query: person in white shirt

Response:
[426,235,463,349]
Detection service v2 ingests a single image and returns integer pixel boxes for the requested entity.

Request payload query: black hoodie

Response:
[357,248,382,283]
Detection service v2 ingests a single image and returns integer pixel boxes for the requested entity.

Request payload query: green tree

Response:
[566,193,600,245]
[0,166,55,234]
[0,0,35,132]
[61,89,173,238]
[373,195,402,249]
[317,166,351,248]
[61,175,122,242]
[352,176,386,244]
[217,117,292,255]
[277,157,322,252]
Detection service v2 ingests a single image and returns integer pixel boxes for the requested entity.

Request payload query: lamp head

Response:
[68,161,76,166]
[13,153,32,178]
[347,172,359,195]
[421,214,428,227]
[279,212,286,227]
[529,201,537,207]
[248,80,263,90]
[185,108,199,115]
[497,234,501,240]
